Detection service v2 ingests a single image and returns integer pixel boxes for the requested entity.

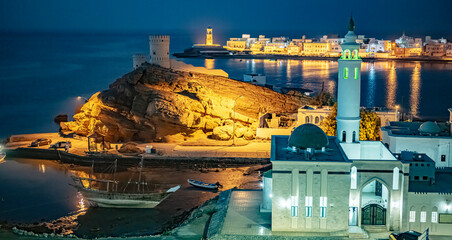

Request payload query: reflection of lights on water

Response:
[386,63,397,108]
[77,192,87,213]
[410,63,421,117]
[367,64,376,107]
[204,59,215,69]
[39,164,46,173]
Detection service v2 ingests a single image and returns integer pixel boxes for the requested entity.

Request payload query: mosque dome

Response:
[418,121,441,135]
[288,123,329,149]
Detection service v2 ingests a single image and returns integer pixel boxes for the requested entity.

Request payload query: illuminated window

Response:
[420,211,426,222]
[320,197,327,218]
[409,211,416,222]
[393,167,399,190]
[305,196,312,217]
[354,67,359,79]
[344,67,349,79]
[291,196,298,217]
[351,167,357,189]
[432,212,438,223]
[315,116,320,124]
[305,116,310,123]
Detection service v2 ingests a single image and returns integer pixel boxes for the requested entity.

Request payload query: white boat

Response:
[71,158,180,208]
[187,179,221,190]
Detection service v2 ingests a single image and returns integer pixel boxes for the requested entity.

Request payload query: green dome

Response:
[288,123,329,149]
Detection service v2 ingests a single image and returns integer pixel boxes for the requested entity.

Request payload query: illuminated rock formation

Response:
[62,64,308,142]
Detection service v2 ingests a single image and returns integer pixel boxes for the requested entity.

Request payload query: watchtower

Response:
[149,35,170,68]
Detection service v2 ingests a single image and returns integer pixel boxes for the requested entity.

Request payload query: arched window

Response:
[354,67,359,79]
[420,206,427,223]
[315,116,320,124]
[352,50,358,59]
[432,207,438,223]
[342,131,347,142]
[352,131,356,142]
[344,49,351,59]
[393,167,399,190]
[305,116,310,123]
[344,67,349,79]
[350,166,357,189]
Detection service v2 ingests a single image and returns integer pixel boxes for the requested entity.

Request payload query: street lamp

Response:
[395,105,399,121]
[78,96,89,103]
[232,95,243,146]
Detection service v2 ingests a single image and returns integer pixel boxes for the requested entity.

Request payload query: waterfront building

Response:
[226,39,247,50]
[149,35,170,68]
[446,43,452,57]
[424,42,445,57]
[264,18,452,236]
[382,120,452,168]
[287,42,301,55]
[303,42,330,56]
[132,53,147,70]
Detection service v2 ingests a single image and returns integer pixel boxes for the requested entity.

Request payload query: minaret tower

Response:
[206,26,213,45]
[336,16,362,143]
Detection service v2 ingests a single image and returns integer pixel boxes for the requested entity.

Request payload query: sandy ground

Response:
[5,132,271,159]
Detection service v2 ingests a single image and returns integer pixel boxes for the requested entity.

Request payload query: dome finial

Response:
[348,14,355,32]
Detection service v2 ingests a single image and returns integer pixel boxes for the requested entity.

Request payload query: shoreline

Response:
[174,53,452,63]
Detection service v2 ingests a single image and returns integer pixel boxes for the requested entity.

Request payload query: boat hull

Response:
[73,185,172,209]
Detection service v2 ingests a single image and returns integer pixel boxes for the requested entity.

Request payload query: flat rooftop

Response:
[409,168,452,193]
[382,121,451,137]
[272,135,347,162]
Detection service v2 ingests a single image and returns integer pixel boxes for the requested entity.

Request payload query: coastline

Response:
[174,53,452,63]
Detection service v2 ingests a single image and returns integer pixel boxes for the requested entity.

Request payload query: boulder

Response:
[118,142,143,154]
[63,64,308,142]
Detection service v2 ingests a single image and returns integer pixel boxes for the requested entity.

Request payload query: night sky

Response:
[1,0,451,39]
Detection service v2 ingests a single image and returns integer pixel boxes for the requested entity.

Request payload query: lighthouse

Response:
[206,26,213,45]
[336,16,362,143]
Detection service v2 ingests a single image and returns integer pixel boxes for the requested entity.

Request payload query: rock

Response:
[162,133,185,143]
[118,142,143,154]
[235,127,248,138]
[212,125,233,140]
[244,129,256,140]
[54,114,68,123]
[63,64,308,142]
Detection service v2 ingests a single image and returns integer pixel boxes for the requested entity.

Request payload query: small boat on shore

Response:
[71,158,180,208]
[187,179,222,190]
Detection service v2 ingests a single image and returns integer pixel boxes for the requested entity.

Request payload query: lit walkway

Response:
[221,190,272,236]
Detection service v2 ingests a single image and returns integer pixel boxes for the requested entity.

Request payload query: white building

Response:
[132,53,147,70]
[265,17,452,237]
[149,35,170,68]
[382,120,452,168]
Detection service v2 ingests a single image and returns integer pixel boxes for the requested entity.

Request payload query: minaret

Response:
[336,16,362,143]
[206,26,213,45]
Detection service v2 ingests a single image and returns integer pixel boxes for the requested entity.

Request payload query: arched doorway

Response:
[361,180,388,225]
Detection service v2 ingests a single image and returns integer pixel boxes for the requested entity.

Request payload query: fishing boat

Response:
[187,179,222,190]
[71,158,180,208]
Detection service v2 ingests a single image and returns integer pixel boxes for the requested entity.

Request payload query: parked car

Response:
[30,138,52,147]
[390,230,424,240]
[50,141,72,149]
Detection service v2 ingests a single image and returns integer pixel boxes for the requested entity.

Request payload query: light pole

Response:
[395,105,399,121]
[232,95,243,146]
[78,96,89,103]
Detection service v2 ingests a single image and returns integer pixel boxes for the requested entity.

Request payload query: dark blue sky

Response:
[1,0,451,39]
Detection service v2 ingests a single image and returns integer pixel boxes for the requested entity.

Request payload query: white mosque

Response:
[260,17,452,237]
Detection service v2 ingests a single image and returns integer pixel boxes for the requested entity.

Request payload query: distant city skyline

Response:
[1,0,451,39]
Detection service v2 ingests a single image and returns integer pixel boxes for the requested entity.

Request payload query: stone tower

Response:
[149,35,170,68]
[336,16,362,143]
[132,53,147,70]
[206,26,213,45]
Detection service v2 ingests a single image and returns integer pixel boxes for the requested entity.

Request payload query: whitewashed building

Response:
[264,18,452,237]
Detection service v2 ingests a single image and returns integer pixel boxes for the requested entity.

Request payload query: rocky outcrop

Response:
[62,64,309,142]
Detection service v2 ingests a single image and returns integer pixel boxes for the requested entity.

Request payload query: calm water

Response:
[0,157,260,237]
[0,32,452,139]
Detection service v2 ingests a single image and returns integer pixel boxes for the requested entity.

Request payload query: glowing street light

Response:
[395,105,400,121]
[232,95,243,146]
[77,96,89,103]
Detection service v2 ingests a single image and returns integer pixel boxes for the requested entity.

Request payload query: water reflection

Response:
[367,63,376,107]
[386,62,397,108]
[410,62,421,117]
[204,58,214,69]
